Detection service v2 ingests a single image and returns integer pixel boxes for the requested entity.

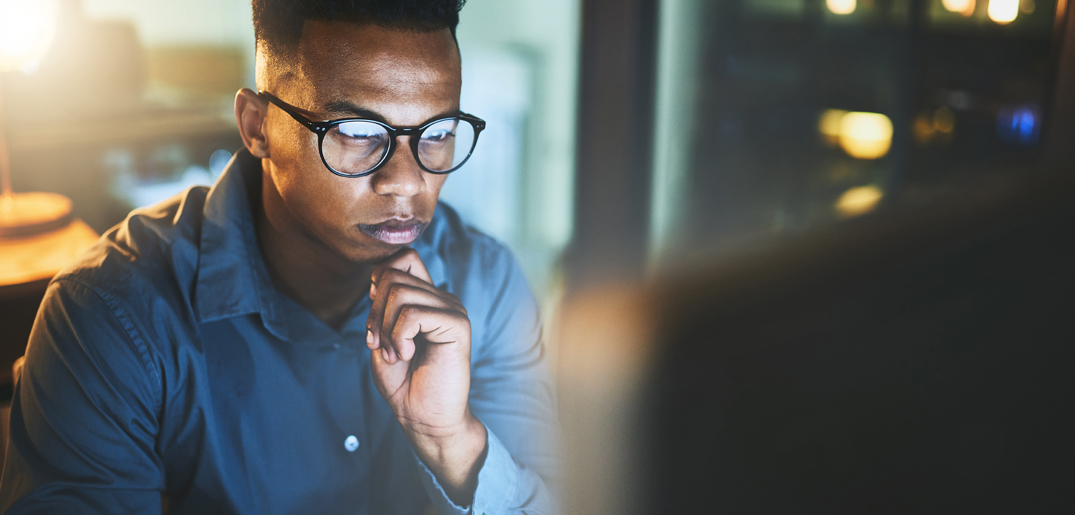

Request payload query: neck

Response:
[256,171,372,330]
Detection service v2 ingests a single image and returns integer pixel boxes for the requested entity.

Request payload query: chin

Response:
[336,233,404,265]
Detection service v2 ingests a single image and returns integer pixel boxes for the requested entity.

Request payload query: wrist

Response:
[406,411,488,505]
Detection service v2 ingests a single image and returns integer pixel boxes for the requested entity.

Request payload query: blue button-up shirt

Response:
[0,149,559,514]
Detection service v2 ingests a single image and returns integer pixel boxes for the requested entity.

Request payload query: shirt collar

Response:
[195,148,451,341]
[195,149,287,339]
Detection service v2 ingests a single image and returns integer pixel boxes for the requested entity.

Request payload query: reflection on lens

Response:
[418,118,476,172]
[324,121,389,175]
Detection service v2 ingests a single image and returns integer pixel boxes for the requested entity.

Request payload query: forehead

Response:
[270,21,461,121]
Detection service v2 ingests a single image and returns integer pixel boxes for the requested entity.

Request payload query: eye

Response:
[337,123,384,141]
[421,118,461,143]
[422,128,455,142]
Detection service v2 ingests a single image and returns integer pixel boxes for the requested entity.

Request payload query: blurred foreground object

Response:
[0,0,72,238]
[559,168,1075,513]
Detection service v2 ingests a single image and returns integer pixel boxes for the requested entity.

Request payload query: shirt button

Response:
[344,435,359,452]
[332,343,341,350]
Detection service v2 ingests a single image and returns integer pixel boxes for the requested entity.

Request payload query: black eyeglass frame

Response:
[258,90,486,178]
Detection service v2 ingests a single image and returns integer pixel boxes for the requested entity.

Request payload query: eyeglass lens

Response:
[322,118,477,175]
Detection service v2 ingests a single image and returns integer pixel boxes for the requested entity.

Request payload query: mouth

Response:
[358,218,426,245]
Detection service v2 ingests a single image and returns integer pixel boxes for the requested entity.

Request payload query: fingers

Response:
[367,248,435,354]
[365,247,467,365]
[371,248,433,299]
[389,306,471,362]
[373,281,464,363]
[367,268,457,350]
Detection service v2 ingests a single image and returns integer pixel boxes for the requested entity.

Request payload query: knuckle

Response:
[386,283,419,304]
[385,282,402,302]
[381,268,404,282]
[398,304,422,320]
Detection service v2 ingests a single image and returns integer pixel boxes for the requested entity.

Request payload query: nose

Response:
[370,136,426,198]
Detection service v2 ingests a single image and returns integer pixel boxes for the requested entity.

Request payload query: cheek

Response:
[425,174,447,202]
[420,174,449,213]
[267,119,319,192]
[268,122,365,226]
[279,169,373,232]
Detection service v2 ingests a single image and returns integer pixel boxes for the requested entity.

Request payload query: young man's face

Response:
[259,21,461,264]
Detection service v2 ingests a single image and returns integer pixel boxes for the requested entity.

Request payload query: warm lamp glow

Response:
[838,112,893,160]
[836,186,883,217]
[943,0,976,16]
[988,0,1019,24]
[0,0,59,73]
[0,0,72,238]
[827,0,857,15]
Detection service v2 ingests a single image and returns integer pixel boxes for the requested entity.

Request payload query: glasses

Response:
[259,91,486,178]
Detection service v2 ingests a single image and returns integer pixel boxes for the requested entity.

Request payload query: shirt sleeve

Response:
[0,279,165,514]
[417,245,560,515]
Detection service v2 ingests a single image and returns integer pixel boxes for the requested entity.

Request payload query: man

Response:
[0,1,558,513]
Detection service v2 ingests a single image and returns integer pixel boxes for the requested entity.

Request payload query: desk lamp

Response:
[0,0,72,238]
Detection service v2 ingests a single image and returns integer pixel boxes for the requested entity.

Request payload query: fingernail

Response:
[382,348,390,361]
[366,329,374,348]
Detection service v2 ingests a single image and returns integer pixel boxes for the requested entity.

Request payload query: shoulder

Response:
[51,186,209,337]
[58,186,207,292]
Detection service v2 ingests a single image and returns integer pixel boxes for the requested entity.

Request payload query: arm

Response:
[0,280,165,514]
[366,248,559,514]
[456,248,559,514]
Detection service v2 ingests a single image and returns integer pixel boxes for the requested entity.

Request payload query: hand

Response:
[365,248,487,503]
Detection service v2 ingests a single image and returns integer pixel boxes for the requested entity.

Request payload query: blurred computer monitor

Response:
[559,170,1075,514]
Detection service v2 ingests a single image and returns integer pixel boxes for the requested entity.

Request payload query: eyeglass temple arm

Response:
[258,91,327,133]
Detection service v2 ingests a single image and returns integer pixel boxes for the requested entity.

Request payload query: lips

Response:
[358,218,426,245]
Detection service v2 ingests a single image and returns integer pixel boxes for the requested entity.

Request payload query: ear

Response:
[235,88,270,158]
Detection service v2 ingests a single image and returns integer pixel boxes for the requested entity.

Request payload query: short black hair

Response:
[253,0,466,54]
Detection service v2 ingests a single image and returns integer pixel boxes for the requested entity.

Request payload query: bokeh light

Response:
[836,185,883,217]
[932,107,955,134]
[942,0,977,16]
[827,0,857,15]
[988,0,1019,24]
[0,0,59,73]
[913,113,935,145]
[819,109,847,146]
[996,104,1041,146]
[838,112,893,160]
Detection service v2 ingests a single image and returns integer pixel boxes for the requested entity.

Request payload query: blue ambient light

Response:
[996,104,1041,146]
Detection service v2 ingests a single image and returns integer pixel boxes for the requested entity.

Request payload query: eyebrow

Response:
[321,100,387,123]
[320,99,465,126]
